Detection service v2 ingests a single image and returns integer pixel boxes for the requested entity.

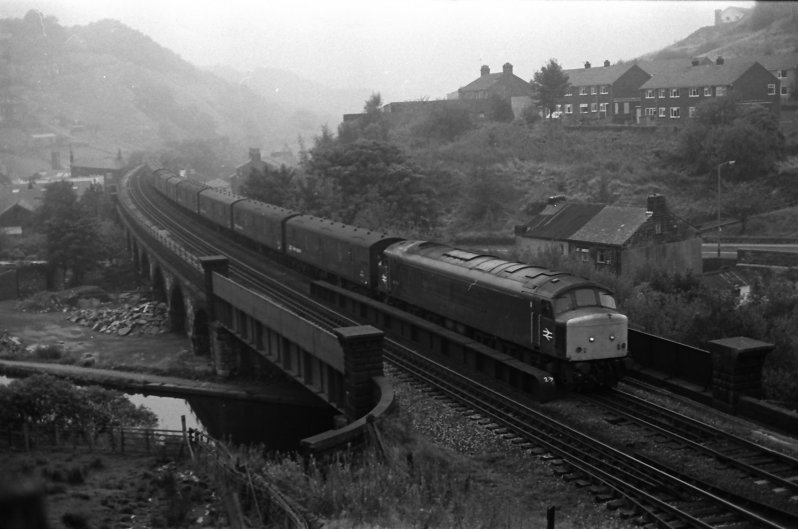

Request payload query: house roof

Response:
[749,52,798,71]
[518,202,653,246]
[518,202,605,240]
[635,57,713,75]
[569,206,650,245]
[562,63,641,86]
[640,60,762,89]
[459,72,530,93]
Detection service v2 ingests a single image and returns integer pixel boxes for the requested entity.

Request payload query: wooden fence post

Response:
[547,506,556,529]
[120,428,125,454]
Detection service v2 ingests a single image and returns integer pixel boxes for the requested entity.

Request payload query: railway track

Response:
[578,386,798,519]
[124,168,797,528]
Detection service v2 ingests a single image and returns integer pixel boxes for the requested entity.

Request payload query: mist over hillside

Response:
[0,12,346,179]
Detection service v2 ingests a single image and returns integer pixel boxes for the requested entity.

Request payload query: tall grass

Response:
[236,416,539,528]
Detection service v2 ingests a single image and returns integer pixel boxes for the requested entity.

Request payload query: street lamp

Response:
[717,160,736,258]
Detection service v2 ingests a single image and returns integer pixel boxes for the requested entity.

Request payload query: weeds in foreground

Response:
[233,415,538,528]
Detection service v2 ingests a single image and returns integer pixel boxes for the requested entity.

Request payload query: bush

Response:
[33,344,63,360]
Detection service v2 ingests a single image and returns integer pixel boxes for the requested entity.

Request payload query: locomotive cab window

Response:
[574,288,597,307]
[553,296,573,315]
[598,291,617,309]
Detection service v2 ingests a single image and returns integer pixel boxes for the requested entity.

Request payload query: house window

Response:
[776,70,786,78]
[564,104,573,114]
[614,102,619,114]
[783,86,790,95]
[596,250,611,264]
[645,107,656,116]
[688,107,696,118]
[658,88,667,98]
[704,86,712,96]
[670,88,680,98]
[623,102,630,114]
[556,104,562,111]
[574,248,591,262]
[590,86,597,95]
[658,107,666,117]
[768,84,776,95]
[716,86,726,96]
[600,85,608,94]
[645,89,655,99]
[590,102,597,112]
[579,87,588,95]
[670,107,680,118]
[689,87,699,97]
[565,87,573,96]
[579,103,589,113]
[599,102,608,113]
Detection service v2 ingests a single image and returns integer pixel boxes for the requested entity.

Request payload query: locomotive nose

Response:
[566,312,628,361]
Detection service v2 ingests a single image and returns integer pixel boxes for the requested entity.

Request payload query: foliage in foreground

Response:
[236,416,541,529]
[0,374,157,432]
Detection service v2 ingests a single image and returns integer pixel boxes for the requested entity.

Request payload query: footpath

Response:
[0,359,326,407]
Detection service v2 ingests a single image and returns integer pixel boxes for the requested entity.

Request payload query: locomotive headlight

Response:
[589,336,595,342]
[609,334,616,341]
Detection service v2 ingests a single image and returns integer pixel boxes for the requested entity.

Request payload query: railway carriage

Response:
[174,179,208,214]
[232,199,300,252]
[284,215,403,288]
[198,188,244,230]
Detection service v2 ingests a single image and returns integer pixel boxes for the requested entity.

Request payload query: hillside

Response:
[645,2,798,60]
[0,13,333,179]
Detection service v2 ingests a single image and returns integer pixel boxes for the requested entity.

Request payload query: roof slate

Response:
[562,63,640,86]
[640,61,761,89]
[459,72,530,93]
[520,202,652,246]
[635,57,712,75]
[569,206,649,245]
[519,203,604,240]
[749,52,798,71]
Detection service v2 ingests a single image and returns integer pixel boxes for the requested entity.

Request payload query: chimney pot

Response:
[603,60,610,67]
[584,61,591,69]
[503,62,513,75]
[480,65,490,77]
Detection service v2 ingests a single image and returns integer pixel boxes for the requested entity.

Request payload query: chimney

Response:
[249,148,261,163]
[502,62,513,75]
[480,65,490,77]
[646,194,667,215]
[584,61,591,69]
[716,56,724,65]
[51,151,61,170]
[603,59,610,67]
[691,57,700,66]
[547,195,567,206]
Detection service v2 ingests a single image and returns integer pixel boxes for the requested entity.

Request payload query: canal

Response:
[0,375,336,450]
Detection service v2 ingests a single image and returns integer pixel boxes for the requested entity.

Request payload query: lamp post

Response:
[716,160,736,258]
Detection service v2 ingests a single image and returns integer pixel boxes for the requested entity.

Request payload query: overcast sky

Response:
[2,0,756,102]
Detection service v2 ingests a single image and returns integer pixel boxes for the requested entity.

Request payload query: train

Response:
[147,164,629,388]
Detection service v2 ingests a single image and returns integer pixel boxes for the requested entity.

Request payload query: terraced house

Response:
[558,61,650,123]
[639,58,780,125]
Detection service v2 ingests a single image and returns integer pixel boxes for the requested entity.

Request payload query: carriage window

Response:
[574,288,598,307]
[542,301,555,318]
[553,296,573,314]
[598,291,617,309]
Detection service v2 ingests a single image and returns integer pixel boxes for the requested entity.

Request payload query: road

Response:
[701,242,798,259]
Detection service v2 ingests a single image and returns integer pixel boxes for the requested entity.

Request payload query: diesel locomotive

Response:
[147,164,629,388]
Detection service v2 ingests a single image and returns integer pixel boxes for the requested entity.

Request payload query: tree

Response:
[37,181,102,286]
[721,181,774,234]
[677,97,784,178]
[531,59,570,119]
[303,138,439,232]
[488,94,514,122]
[412,104,473,142]
[0,375,156,432]
[239,164,298,209]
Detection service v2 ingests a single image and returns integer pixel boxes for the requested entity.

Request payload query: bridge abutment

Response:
[335,326,385,420]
